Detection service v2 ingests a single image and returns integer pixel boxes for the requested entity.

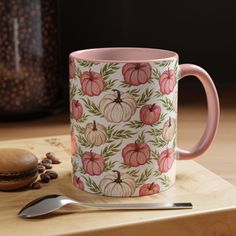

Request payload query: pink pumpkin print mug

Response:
[69,48,219,197]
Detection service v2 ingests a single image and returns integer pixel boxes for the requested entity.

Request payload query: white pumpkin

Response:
[99,89,136,123]
[100,170,136,197]
[162,117,176,142]
[84,121,107,146]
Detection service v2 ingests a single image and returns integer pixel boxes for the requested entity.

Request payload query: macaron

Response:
[0,148,38,191]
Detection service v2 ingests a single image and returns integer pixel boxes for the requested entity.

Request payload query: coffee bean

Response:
[46,152,61,164]
[45,170,58,179]
[31,181,41,189]
[42,163,52,169]
[40,173,50,183]
[37,164,46,173]
[42,158,52,164]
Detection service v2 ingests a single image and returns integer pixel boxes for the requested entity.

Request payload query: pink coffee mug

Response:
[69,48,220,197]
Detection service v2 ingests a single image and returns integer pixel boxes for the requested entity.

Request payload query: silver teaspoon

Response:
[18,194,193,218]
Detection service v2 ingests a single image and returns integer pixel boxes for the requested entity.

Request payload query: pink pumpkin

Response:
[122,141,151,167]
[140,103,161,125]
[159,69,176,94]
[71,99,83,120]
[139,182,160,196]
[72,175,84,190]
[69,57,75,79]
[71,130,77,155]
[158,148,174,173]
[80,71,104,96]
[82,151,105,176]
[122,63,152,85]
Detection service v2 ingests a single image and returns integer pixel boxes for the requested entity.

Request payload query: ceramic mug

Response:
[69,48,219,197]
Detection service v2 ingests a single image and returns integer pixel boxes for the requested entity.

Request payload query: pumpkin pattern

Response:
[82,151,105,176]
[70,57,179,197]
[122,63,152,86]
[140,103,161,125]
[162,117,176,142]
[84,121,107,146]
[72,175,84,190]
[71,99,83,120]
[80,70,104,96]
[158,148,175,173]
[100,170,136,197]
[99,89,136,123]
[139,182,160,196]
[159,69,176,94]
[122,141,151,167]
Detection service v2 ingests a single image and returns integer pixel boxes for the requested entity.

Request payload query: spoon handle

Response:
[78,202,193,210]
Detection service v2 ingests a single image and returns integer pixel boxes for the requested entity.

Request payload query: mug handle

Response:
[177,64,220,160]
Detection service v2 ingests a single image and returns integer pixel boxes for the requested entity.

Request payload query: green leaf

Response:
[135,169,152,187]
[101,141,122,160]
[150,136,167,148]
[77,60,98,68]
[137,131,145,142]
[74,124,85,134]
[146,127,162,137]
[82,175,101,193]
[81,97,102,116]
[154,170,161,177]
[107,126,136,143]
[125,120,144,129]
[119,163,132,170]
[158,175,171,187]
[105,161,117,171]
[69,83,77,100]
[76,134,91,148]
[78,166,86,175]
[160,97,174,112]
[105,79,116,91]
[119,81,132,88]
[79,113,89,123]
[126,169,139,178]
[126,88,140,97]
[154,60,172,67]
[77,88,84,96]
[152,68,161,80]
[75,66,81,78]
[71,158,78,174]
[100,63,120,81]
[155,90,163,98]
[151,150,159,159]
[136,88,153,108]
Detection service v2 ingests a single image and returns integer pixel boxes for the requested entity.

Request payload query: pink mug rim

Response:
[69,47,178,63]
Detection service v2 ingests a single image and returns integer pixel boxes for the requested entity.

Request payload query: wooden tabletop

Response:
[0,105,235,186]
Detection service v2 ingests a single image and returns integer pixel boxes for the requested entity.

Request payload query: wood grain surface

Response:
[0,135,236,236]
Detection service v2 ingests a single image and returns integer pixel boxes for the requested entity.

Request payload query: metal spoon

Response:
[18,194,193,218]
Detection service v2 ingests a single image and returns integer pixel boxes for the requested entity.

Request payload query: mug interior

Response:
[70,47,178,63]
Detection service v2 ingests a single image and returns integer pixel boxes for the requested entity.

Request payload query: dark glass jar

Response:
[0,0,61,120]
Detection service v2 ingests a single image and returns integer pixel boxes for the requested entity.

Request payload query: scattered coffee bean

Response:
[42,163,52,169]
[37,164,46,173]
[42,158,52,164]
[46,152,61,164]
[45,170,58,179]
[31,182,41,189]
[40,173,50,183]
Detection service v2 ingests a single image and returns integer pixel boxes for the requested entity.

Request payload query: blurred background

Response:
[0,0,235,122]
